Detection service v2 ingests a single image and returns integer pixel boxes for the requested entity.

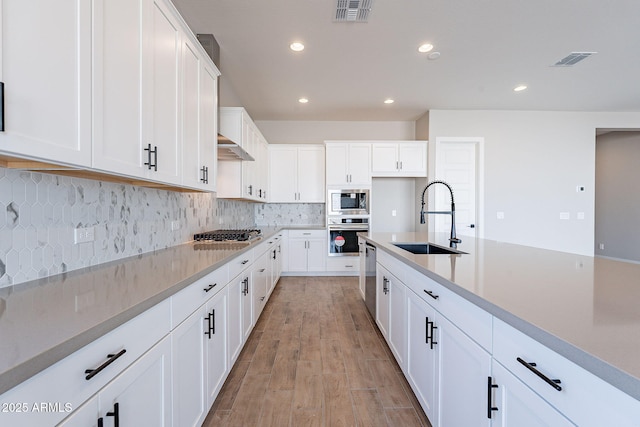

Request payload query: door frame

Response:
[434,137,485,239]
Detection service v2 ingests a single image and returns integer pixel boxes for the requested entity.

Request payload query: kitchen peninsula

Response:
[361,231,640,426]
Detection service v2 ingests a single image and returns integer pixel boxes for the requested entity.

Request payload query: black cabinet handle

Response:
[424,289,439,300]
[272,249,276,260]
[487,377,499,418]
[242,277,249,295]
[204,309,216,338]
[0,82,4,132]
[382,277,389,295]
[426,318,438,349]
[98,417,103,427]
[204,283,217,293]
[517,357,562,391]
[241,259,249,265]
[85,349,127,380]
[200,166,209,184]
[425,317,429,344]
[144,144,158,171]
[106,402,119,427]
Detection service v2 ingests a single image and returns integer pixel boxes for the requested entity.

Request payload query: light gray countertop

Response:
[0,227,283,395]
[359,231,640,401]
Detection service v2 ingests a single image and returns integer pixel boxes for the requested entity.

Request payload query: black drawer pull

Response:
[85,349,127,380]
[204,283,217,292]
[241,259,249,265]
[0,82,4,132]
[423,289,439,300]
[517,357,562,391]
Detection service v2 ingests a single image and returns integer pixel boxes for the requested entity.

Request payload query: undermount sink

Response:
[392,242,466,255]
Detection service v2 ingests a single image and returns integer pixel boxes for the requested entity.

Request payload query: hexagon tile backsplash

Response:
[0,167,256,288]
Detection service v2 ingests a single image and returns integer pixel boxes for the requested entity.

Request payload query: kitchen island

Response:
[361,231,640,425]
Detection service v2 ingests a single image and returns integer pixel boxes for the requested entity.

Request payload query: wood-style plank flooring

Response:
[203,276,432,427]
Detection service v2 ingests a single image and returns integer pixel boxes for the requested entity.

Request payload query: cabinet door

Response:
[228,275,245,365]
[287,238,309,272]
[297,146,325,202]
[371,143,399,174]
[205,289,228,407]
[171,306,207,427]
[388,276,406,369]
[347,143,371,186]
[92,0,145,177]
[325,143,349,186]
[437,314,492,427]
[269,146,298,202]
[397,143,426,177]
[181,38,218,191]
[490,361,575,427]
[0,0,91,166]
[376,265,391,340]
[406,290,439,422]
[242,274,254,341]
[146,0,181,185]
[306,237,327,272]
[99,336,172,427]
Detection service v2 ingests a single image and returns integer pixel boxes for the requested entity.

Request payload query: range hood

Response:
[217,135,255,161]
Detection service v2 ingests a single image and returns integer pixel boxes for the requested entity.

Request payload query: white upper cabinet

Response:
[268,145,325,203]
[217,107,269,201]
[93,0,182,185]
[181,36,219,191]
[325,142,371,187]
[0,0,92,166]
[371,141,427,177]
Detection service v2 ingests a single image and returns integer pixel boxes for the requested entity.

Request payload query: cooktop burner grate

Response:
[194,228,262,242]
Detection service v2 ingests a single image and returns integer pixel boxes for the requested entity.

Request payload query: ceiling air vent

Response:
[335,0,373,22]
[552,52,597,67]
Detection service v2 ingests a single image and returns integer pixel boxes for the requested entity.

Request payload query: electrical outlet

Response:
[559,212,570,220]
[391,210,397,217]
[577,212,585,220]
[599,243,605,250]
[74,226,95,244]
[171,220,180,231]
[496,212,505,220]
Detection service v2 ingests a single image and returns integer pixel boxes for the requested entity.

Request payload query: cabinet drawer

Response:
[326,257,360,272]
[403,263,492,352]
[0,299,171,426]
[288,229,325,238]
[171,265,229,329]
[493,318,640,426]
[227,250,255,280]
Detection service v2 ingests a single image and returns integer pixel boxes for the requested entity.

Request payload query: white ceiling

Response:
[172,0,640,122]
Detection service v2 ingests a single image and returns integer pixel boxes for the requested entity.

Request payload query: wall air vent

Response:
[552,52,597,67]
[335,0,373,22]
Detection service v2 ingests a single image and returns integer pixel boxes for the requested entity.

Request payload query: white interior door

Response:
[434,138,483,239]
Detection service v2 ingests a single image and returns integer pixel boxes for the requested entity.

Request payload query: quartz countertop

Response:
[359,231,640,401]
[0,227,283,395]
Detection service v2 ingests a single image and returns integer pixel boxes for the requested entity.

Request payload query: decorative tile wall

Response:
[0,167,256,288]
[255,203,325,227]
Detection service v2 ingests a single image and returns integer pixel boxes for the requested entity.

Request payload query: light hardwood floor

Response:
[203,276,432,427]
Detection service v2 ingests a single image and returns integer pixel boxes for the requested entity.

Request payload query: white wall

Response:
[254,120,415,144]
[428,110,640,255]
[370,178,416,232]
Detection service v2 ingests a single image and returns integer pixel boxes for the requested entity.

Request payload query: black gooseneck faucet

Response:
[420,180,462,247]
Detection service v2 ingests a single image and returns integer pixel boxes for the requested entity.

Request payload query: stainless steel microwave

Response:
[327,189,369,216]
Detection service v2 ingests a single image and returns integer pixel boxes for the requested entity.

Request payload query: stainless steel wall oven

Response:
[328,217,369,256]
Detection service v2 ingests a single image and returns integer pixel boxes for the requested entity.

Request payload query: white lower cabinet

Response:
[286,230,326,273]
[59,336,172,427]
[204,289,228,408]
[227,270,254,358]
[405,287,491,427]
[489,360,575,427]
[252,252,269,325]
[376,262,408,366]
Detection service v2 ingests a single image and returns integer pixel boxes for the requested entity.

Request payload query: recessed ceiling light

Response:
[427,51,441,60]
[290,42,305,52]
[513,85,528,92]
[384,99,394,104]
[298,97,309,104]
[418,43,434,53]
